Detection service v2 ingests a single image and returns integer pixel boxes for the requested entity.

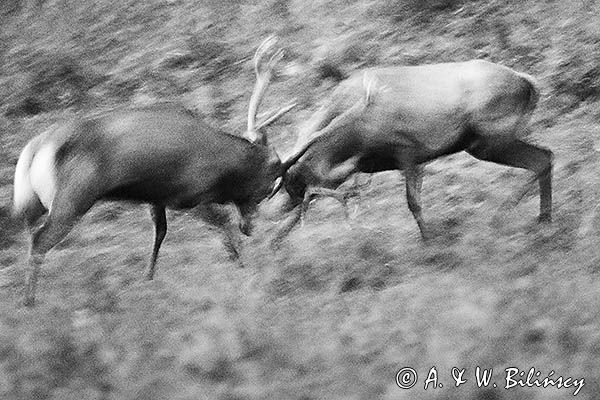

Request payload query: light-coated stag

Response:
[12,37,309,306]
[274,60,553,242]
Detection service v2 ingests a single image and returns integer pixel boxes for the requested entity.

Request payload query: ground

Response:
[0,0,599,399]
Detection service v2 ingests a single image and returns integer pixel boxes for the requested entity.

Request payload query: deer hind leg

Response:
[24,158,102,306]
[24,186,98,307]
[23,198,47,234]
[466,139,553,222]
[145,205,167,280]
[22,201,48,306]
[25,215,76,306]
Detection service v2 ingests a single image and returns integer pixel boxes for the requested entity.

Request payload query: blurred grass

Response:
[1,0,600,399]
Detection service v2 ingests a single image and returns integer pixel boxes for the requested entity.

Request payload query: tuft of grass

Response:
[5,52,102,116]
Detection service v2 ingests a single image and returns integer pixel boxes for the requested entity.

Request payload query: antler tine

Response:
[256,102,297,131]
[266,48,284,73]
[279,97,371,172]
[253,35,278,75]
[247,36,284,143]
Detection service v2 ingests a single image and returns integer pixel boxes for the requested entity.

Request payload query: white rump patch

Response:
[29,142,58,212]
[13,140,36,216]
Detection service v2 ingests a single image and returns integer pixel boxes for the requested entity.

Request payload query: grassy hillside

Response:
[1,0,600,399]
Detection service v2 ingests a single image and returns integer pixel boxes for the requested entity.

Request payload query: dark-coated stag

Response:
[12,37,309,306]
[274,60,553,242]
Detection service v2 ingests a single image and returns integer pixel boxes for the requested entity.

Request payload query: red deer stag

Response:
[273,60,552,242]
[12,37,311,306]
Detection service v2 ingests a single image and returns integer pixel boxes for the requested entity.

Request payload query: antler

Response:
[256,101,297,131]
[268,97,370,198]
[247,36,292,144]
[280,98,367,170]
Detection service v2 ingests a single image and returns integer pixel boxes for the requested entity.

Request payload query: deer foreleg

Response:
[197,204,244,266]
[237,202,258,237]
[304,155,361,221]
[399,152,428,240]
[301,187,354,224]
[271,204,302,250]
[346,173,372,217]
[146,205,167,280]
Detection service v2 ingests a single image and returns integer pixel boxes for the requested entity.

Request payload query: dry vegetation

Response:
[1,0,600,399]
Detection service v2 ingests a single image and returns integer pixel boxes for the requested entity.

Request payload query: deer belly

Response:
[357,151,397,173]
[103,180,182,204]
